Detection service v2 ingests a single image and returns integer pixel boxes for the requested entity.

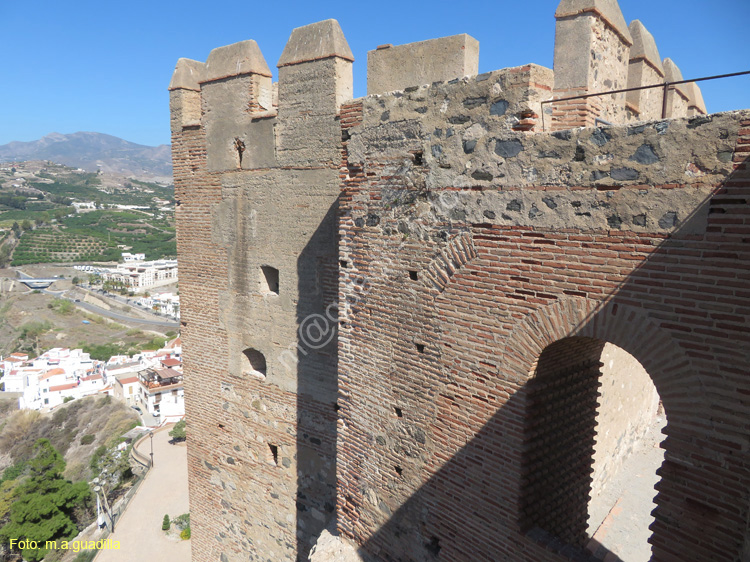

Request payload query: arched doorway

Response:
[519,336,666,560]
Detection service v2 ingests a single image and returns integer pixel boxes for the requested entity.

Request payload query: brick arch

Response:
[504,295,702,556]
[421,231,477,294]
[501,296,702,412]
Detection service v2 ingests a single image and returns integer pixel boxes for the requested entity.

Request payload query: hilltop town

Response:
[0,336,182,420]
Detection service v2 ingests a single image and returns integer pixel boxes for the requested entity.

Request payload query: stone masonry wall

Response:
[172,20,352,562]
[338,86,750,560]
[172,1,744,560]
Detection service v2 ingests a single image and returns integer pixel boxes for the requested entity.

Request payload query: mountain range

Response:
[0,132,172,181]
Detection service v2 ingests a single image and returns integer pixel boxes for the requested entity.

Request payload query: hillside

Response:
[0,395,140,482]
[0,267,175,359]
[0,162,175,265]
[0,133,171,181]
[0,396,141,561]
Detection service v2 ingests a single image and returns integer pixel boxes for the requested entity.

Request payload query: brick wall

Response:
[338,98,750,561]
[520,337,605,547]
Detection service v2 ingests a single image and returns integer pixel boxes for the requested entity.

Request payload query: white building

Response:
[122,252,146,262]
[100,259,178,293]
[114,374,140,406]
[137,367,184,421]
[138,292,180,318]
[1,348,106,410]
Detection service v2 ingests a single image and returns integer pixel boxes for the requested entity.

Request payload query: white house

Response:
[3,349,105,410]
[122,252,146,262]
[113,374,140,406]
[137,367,184,420]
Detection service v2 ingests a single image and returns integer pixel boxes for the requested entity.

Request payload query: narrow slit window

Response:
[260,266,279,295]
[268,443,279,466]
[242,348,267,379]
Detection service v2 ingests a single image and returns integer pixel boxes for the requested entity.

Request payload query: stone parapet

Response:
[367,34,479,96]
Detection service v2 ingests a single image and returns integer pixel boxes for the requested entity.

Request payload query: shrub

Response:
[73,551,97,562]
[80,434,95,445]
[89,445,107,472]
[168,420,186,442]
[180,528,191,540]
[172,512,190,530]
[162,514,170,531]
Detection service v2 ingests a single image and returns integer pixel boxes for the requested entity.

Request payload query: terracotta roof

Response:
[50,382,77,392]
[40,368,66,380]
[160,358,181,367]
[118,376,139,385]
[81,374,102,382]
[10,353,27,358]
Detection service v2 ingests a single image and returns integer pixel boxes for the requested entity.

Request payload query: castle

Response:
[169,0,750,560]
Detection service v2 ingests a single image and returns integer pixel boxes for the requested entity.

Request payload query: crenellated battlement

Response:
[169,19,353,172]
[170,0,707,170]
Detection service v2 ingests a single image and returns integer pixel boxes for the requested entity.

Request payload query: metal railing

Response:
[540,70,750,131]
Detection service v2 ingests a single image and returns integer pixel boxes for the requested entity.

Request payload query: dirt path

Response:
[95,426,190,562]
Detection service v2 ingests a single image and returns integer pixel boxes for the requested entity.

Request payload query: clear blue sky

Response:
[1,0,747,148]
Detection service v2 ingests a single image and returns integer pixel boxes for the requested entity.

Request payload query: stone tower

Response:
[170,20,352,561]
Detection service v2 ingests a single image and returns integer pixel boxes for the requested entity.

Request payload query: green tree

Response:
[20,219,32,231]
[0,439,91,562]
[169,420,186,442]
[162,514,171,530]
[0,245,11,268]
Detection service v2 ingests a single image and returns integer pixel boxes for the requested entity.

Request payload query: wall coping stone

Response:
[201,40,272,83]
[556,0,633,46]
[277,19,354,68]
[628,20,664,77]
[169,58,205,91]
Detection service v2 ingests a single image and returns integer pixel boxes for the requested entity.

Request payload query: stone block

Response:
[663,58,690,118]
[628,20,663,75]
[555,0,631,42]
[169,58,204,91]
[276,20,353,166]
[367,34,479,96]
[686,81,707,116]
[552,0,632,128]
[169,59,204,131]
